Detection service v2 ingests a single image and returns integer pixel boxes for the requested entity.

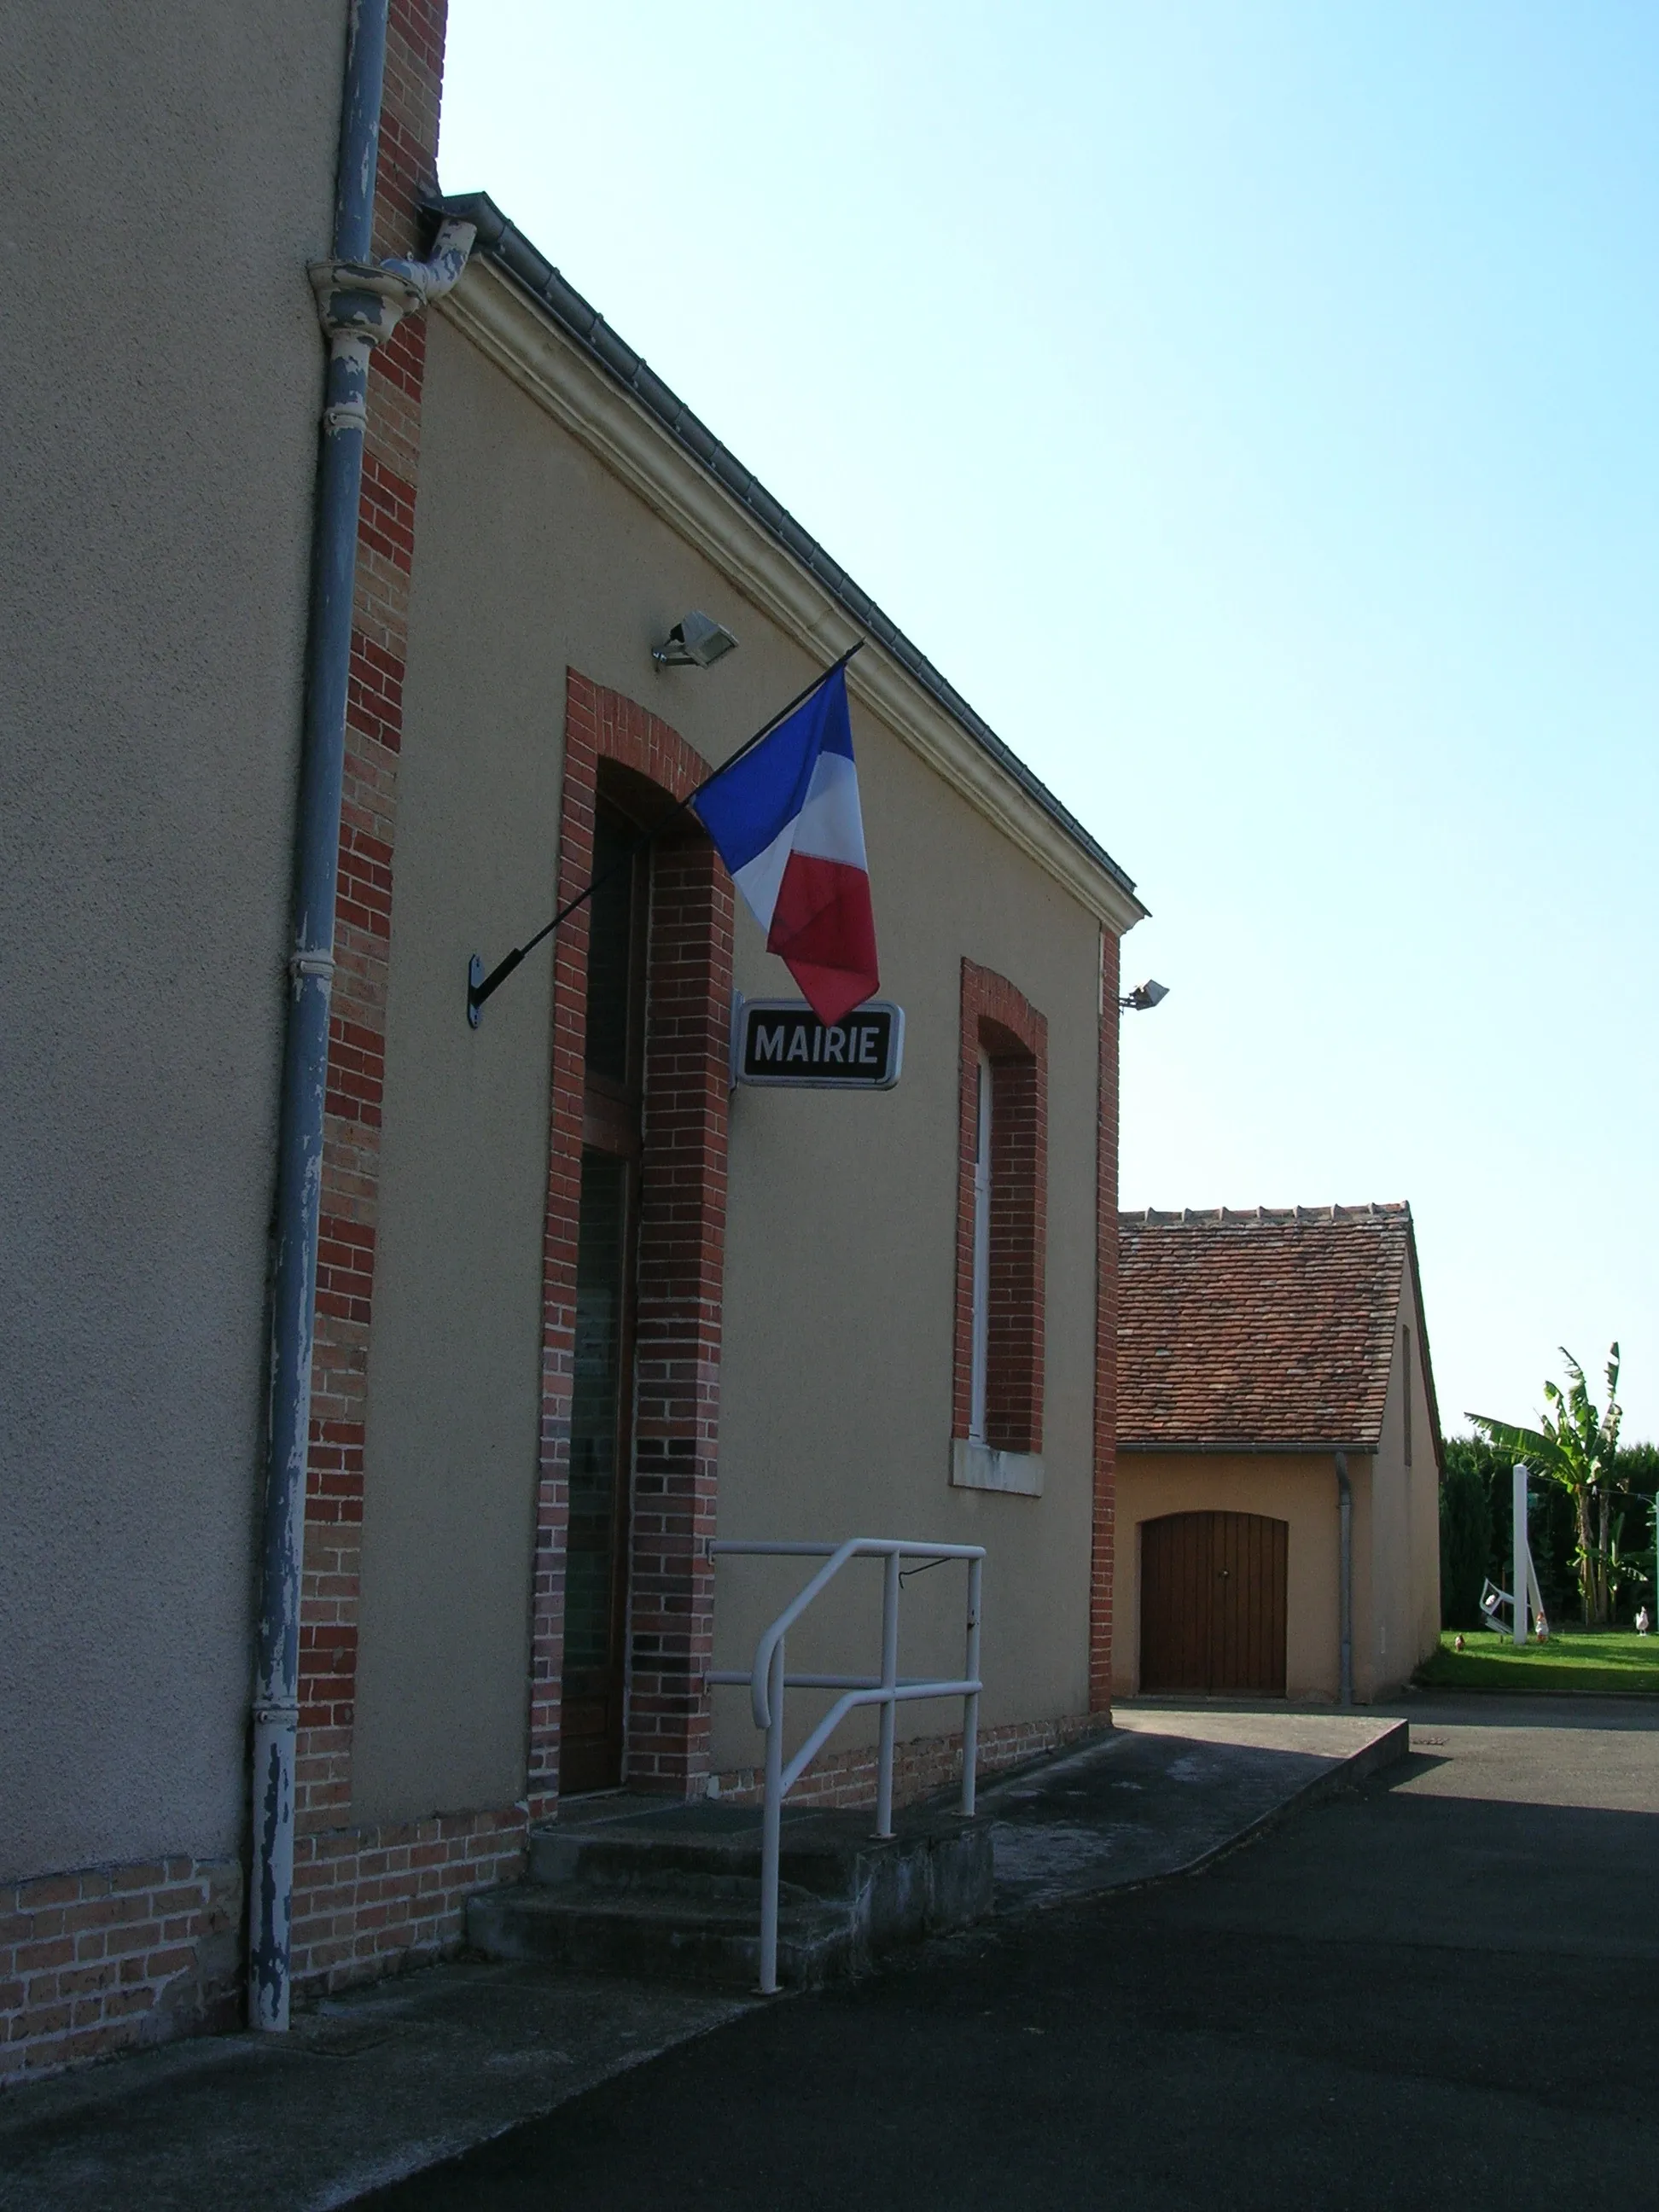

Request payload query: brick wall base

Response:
[706,1711,1107,1812]
[288,1808,527,1998]
[1,1856,242,2086]
[1,1809,533,2082]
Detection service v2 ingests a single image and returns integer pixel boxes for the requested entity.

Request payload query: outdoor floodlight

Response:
[1120,978,1169,1012]
[652,610,739,669]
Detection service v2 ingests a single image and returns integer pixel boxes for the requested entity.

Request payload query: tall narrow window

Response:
[953,963,1047,1470]
[562,801,648,1795]
[1402,1324,1413,1467]
[969,1051,992,1445]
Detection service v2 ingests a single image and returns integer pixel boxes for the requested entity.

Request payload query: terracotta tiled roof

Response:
[1118,1204,1428,1454]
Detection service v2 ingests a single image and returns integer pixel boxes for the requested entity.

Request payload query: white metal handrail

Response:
[707,1537,985,1994]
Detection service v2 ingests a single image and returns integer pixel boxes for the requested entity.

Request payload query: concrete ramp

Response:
[988,1706,1408,1912]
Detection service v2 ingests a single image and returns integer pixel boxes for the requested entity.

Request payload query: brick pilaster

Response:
[627,825,731,1790]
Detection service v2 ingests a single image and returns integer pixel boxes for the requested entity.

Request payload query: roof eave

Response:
[427,189,1147,929]
[1119,1439,1379,1458]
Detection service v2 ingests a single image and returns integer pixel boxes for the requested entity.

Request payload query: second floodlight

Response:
[652,611,739,669]
[1121,979,1169,1012]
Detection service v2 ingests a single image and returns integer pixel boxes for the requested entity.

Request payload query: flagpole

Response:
[466,640,864,1026]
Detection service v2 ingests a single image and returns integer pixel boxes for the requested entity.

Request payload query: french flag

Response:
[692,664,879,1027]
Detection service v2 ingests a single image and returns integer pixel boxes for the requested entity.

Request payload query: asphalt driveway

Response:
[363,1696,1659,2210]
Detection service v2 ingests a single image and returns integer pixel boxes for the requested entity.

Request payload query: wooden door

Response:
[1140,1511,1287,1697]
[1138,1511,1212,1694]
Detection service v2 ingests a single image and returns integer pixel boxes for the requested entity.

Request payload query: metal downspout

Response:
[1335,1451,1353,1708]
[249,0,473,2031]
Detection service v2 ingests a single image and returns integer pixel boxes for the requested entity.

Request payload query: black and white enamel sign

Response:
[731,998,905,1089]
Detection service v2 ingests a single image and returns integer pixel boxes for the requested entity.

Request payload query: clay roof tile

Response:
[1117,1203,1422,1453]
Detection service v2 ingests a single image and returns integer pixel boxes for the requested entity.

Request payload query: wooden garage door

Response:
[1140,1511,1288,1696]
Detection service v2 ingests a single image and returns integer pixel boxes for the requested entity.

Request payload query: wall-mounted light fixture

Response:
[652,610,738,669]
[1119,978,1169,1012]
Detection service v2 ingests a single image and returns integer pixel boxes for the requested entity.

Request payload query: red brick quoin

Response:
[283,0,515,2003]
[294,0,446,1837]
[952,960,1048,1456]
[527,672,734,1820]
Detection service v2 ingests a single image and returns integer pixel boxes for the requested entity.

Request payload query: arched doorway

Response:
[1139,1511,1288,1696]
[527,677,734,1817]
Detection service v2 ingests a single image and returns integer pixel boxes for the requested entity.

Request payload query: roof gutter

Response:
[428,189,1144,917]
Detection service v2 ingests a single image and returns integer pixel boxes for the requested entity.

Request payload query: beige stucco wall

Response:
[1367,1259,1443,1695]
[1112,1454,1350,1703]
[1367,1393,1412,1697]
[351,294,1113,1821]
[1412,1272,1443,1662]
[0,2,346,1880]
[711,694,1103,1771]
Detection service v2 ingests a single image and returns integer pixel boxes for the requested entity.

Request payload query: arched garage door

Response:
[1140,1511,1288,1696]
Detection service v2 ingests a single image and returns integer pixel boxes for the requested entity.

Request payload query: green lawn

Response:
[1417,1627,1659,1695]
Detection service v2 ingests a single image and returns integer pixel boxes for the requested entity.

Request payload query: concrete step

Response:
[466,1799,994,1990]
[466,1882,858,1991]
[529,1803,894,1901]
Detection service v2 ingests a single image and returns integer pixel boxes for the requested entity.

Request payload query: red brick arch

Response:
[526,672,734,1818]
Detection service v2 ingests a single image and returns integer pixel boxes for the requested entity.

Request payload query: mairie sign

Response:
[731,997,905,1090]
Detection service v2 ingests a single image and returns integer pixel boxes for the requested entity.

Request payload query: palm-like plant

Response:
[1468,1345,1624,1627]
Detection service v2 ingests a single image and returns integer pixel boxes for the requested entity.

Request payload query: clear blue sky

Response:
[439,3,1659,1441]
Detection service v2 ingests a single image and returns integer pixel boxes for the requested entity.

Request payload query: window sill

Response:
[951,1440,1044,1497]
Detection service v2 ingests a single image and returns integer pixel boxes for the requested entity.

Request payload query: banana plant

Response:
[1468,1345,1623,1626]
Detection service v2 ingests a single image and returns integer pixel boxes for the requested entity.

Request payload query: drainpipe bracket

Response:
[307,220,476,345]
[308,258,423,344]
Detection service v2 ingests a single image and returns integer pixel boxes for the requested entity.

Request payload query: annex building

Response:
[1114,1205,1442,1703]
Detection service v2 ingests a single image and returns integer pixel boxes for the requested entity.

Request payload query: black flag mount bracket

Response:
[466,642,863,1028]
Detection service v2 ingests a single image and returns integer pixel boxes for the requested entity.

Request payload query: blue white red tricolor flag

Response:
[692,665,879,1026]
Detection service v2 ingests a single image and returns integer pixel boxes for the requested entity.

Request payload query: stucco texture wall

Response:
[711,732,1102,1771]
[349,301,1110,1821]
[0,3,347,1880]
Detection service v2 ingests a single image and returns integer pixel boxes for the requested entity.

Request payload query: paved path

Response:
[0,1705,1397,2210]
[357,1696,1659,2210]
